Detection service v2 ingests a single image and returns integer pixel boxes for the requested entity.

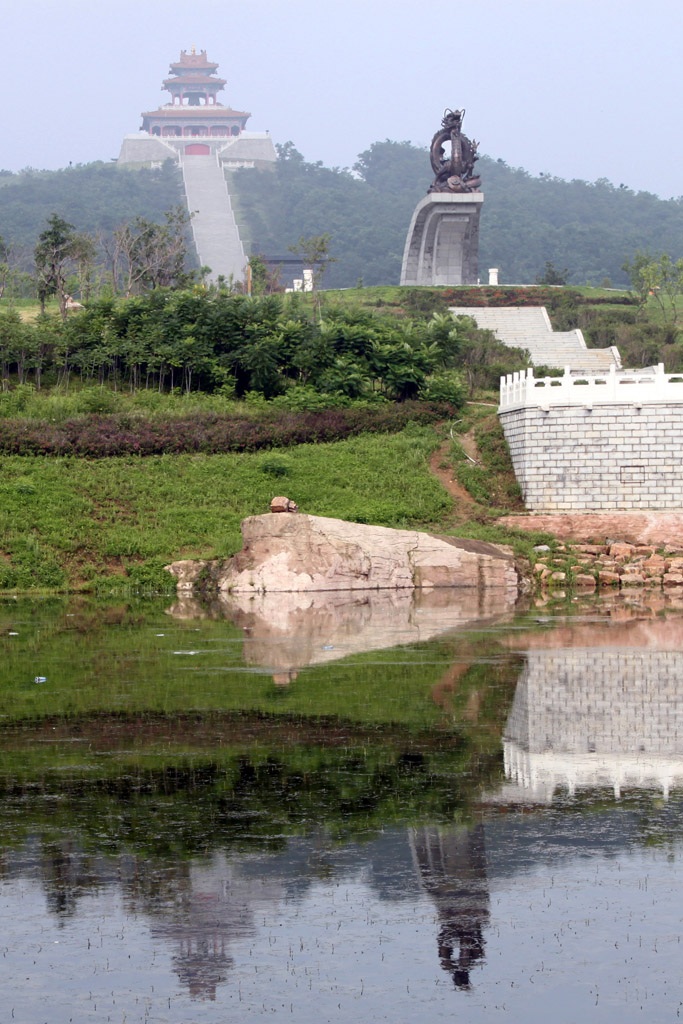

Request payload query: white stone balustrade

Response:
[499,362,683,412]
[498,361,683,510]
[503,742,683,803]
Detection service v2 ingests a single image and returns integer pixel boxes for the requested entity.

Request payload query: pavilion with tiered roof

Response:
[118,47,277,284]
[141,47,250,140]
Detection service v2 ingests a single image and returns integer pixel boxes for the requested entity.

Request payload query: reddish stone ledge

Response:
[499,512,683,548]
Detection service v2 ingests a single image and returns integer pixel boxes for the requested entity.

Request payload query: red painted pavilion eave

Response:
[169,60,219,73]
[141,107,251,119]
[162,75,227,89]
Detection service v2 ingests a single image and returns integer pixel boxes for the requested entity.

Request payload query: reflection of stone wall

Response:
[503,648,683,799]
[509,649,683,754]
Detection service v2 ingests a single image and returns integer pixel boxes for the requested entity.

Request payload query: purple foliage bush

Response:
[444,286,635,308]
[0,402,454,458]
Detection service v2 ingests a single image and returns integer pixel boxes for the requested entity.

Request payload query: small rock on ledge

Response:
[166,513,518,596]
[270,496,299,513]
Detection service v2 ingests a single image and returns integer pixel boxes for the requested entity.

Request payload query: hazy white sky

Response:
[4,0,682,197]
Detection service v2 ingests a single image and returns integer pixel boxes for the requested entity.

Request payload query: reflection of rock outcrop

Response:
[167,588,514,673]
[499,609,683,802]
[411,825,489,989]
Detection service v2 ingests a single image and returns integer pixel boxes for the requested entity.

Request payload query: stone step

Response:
[449,305,620,370]
[182,155,246,284]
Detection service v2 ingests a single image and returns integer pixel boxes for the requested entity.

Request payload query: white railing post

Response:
[655,362,666,399]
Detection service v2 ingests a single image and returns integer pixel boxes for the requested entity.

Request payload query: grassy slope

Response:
[8,283,629,323]
[298,284,633,321]
[0,427,456,590]
[0,413,553,593]
[6,283,648,592]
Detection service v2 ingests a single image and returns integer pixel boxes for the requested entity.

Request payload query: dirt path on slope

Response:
[429,428,480,514]
[459,428,480,463]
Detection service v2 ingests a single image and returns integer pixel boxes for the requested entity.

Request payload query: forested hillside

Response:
[230,141,426,289]
[480,158,683,287]
[0,161,183,257]
[1,145,683,289]
[231,142,683,288]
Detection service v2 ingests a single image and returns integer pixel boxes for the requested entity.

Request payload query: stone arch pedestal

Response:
[400,192,483,287]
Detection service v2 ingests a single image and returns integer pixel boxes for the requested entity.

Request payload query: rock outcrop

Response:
[166,513,518,596]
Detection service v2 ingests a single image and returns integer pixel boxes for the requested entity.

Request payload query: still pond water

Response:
[1,588,683,1023]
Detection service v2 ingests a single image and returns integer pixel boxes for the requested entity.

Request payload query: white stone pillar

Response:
[488,268,499,285]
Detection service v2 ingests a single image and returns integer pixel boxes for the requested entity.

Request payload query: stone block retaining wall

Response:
[499,365,683,511]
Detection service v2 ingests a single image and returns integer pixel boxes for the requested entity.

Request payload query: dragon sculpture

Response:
[428,108,481,194]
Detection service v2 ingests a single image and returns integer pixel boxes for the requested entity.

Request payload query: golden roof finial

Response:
[190,44,196,55]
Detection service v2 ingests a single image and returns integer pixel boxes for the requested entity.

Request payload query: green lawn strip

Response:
[0,386,273,422]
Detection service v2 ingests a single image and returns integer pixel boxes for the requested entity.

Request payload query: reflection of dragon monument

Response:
[412,824,490,990]
[400,105,483,286]
[428,109,481,194]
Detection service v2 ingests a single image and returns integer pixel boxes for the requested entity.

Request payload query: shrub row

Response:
[443,286,636,307]
[0,402,454,457]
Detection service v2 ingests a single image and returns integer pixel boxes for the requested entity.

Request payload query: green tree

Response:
[287,233,337,318]
[30,314,62,390]
[246,253,282,296]
[622,250,683,325]
[113,207,192,297]
[0,309,25,389]
[34,214,93,320]
[536,260,569,285]
[0,235,13,302]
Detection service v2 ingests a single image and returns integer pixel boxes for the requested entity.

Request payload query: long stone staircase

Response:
[182,154,246,284]
[450,306,621,370]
